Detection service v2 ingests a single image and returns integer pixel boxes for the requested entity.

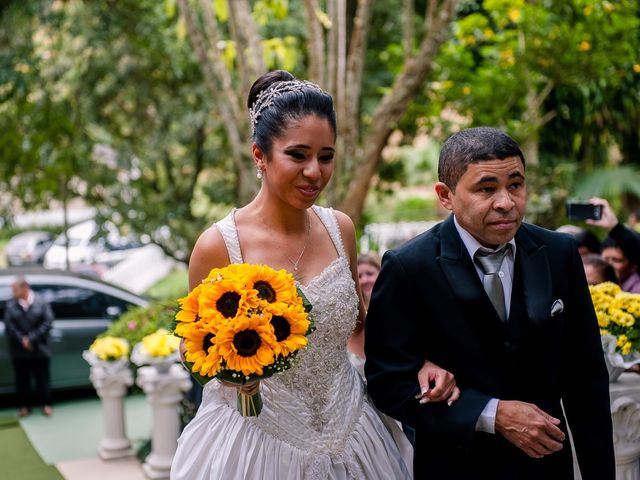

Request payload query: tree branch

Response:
[339,0,458,223]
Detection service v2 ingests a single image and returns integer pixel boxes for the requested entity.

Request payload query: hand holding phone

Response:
[566,202,603,221]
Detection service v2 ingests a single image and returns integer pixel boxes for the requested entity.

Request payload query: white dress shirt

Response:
[453,216,517,434]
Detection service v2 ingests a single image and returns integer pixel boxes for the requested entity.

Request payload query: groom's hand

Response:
[495,400,565,459]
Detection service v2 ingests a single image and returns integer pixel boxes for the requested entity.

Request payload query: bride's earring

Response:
[256,168,263,180]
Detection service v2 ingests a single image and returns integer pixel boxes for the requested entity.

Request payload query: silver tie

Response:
[474,245,510,322]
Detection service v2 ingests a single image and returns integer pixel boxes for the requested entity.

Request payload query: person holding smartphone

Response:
[586,197,640,293]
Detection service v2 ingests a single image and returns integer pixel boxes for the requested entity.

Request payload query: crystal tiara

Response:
[249,80,325,136]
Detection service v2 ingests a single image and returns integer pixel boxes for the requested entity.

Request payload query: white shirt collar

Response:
[453,215,517,260]
[17,290,35,310]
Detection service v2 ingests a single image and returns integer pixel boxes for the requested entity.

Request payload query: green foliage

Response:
[574,166,640,200]
[427,0,640,166]
[525,160,577,229]
[103,300,178,348]
[145,269,189,301]
[393,197,438,222]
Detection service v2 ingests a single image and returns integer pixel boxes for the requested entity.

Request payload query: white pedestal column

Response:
[609,373,640,480]
[137,364,192,480]
[89,363,135,460]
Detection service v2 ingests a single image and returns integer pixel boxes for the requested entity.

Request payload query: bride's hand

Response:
[416,360,460,406]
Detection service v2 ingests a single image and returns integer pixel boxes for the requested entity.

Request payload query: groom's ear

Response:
[435,182,454,211]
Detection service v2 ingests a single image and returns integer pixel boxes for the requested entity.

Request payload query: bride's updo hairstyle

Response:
[248,70,336,156]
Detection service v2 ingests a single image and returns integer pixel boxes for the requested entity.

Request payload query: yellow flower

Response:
[591,281,621,297]
[244,265,299,305]
[141,329,181,357]
[508,8,521,23]
[483,29,494,40]
[217,314,277,376]
[500,48,515,66]
[180,322,222,377]
[462,35,476,46]
[198,277,257,324]
[578,41,591,52]
[90,336,129,361]
[596,310,610,328]
[462,86,471,95]
[633,64,640,73]
[592,285,640,355]
[265,302,311,357]
[176,285,202,324]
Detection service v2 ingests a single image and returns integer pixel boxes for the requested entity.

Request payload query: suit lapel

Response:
[514,226,552,325]
[438,216,486,306]
[437,216,505,334]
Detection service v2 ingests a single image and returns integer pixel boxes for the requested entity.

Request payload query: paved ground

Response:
[1,392,151,480]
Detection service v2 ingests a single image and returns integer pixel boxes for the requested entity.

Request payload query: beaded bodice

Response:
[211,206,362,454]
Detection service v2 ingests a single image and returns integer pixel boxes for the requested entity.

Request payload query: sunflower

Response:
[216,314,277,376]
[203,264,248,284]
[265,302,311,357]
[244,265,299,305]
[179,322,222,377]
[176,285,202,324]
[198,278,258,324]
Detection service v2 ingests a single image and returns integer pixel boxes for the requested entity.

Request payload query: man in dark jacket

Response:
[4,277,54,416]
[365,127,614,479]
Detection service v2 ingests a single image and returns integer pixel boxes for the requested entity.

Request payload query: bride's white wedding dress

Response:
[171,206,411,479]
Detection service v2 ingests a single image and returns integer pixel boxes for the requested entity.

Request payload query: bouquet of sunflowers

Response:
[130,328,182,372]
[590,282,640,364]
[174,264,313,416]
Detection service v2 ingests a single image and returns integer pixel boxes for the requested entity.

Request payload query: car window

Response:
[0,282,138,320]
[32,284,111,319]
[0,286,10,318]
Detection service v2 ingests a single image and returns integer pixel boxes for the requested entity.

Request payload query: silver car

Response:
[5,231,54,266]
[0,268,149,396]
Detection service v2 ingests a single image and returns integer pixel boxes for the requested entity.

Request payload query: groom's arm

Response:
[365,250,492,447]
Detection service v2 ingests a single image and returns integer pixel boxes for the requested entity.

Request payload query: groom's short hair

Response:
[438,127,525,191]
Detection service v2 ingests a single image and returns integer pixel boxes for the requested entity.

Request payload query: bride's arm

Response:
[178,226,230,363]
[334,211,367,358]
[417,360,461,406]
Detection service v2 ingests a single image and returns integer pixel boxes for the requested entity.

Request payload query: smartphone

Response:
[566,202,603,221]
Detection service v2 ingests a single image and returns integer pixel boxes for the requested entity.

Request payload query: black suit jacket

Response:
[4,294,54,359]
[365,216,615,480]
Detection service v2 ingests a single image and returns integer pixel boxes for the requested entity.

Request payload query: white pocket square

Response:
[551,299,564,316]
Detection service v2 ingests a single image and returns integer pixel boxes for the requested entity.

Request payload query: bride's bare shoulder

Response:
[188,226,229,289]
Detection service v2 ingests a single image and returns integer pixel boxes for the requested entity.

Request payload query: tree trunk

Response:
[303,0,326,85]
[178,0,257,205]
[343,0,372,187]
[339,0,458,224]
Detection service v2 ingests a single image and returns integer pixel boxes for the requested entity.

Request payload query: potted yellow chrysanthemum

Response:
[131,328,182,373]
[590,282,640,381]
[83,336,131,373]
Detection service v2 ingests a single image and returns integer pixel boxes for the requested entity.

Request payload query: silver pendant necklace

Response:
[284,212,311,272]
[260,211,311,273]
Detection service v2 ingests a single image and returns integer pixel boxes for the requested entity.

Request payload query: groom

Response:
[365,127,614,479]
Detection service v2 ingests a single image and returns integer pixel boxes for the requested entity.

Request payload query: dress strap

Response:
[215,209,244,264]
[312,205,348,259]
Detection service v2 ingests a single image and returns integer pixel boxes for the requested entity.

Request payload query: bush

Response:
[102,300,178,348]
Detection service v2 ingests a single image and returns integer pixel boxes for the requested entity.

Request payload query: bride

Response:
[171,70,458,479]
